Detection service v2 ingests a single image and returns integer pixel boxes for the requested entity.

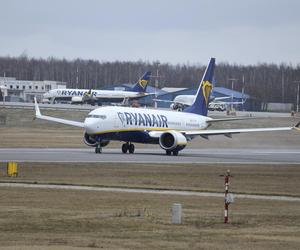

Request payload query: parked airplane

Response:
[43,71,152,105]
[34,58,299,155]
[155,93,243,111]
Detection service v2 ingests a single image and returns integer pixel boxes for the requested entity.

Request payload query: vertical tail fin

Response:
[131,71,151,92]
[183,58,215,116]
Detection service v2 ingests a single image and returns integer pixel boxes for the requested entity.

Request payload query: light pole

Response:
[228,78,238,110]
[294,81,300,113]
[154,62,160,108]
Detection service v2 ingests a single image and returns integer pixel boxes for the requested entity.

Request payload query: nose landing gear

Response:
[95,140,102,154]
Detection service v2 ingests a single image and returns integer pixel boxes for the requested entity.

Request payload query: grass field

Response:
[0,163,299,249]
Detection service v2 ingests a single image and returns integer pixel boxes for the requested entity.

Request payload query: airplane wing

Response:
[148,122,299,139]
[153,98,190,106]
[213,96,231,101]
[34,98,85,128]
[182,124,299,137]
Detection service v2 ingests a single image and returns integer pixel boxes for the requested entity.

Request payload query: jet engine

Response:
[83,132,110,147]
[170,103,178,110]
[170,103,183,111]
[71,96,83,104]
[159,130,187,151]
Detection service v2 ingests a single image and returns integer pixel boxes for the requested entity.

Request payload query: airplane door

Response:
[114,112,125,128]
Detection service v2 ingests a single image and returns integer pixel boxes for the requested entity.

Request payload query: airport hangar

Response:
[104,83,254,110]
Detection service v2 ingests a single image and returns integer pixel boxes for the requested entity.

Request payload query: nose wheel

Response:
[122,142,135,154]
[95,141,102,154]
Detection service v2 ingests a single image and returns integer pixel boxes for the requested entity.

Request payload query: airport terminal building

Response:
[0,77,66,102]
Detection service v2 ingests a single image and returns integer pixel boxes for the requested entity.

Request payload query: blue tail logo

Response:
[183,58,215,116]
[131,71,151,92]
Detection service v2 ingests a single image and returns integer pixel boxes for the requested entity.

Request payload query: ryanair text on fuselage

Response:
[117,112,168,127]
[59,90,97,97]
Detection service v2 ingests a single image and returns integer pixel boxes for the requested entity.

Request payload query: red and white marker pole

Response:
[222,169,233,223]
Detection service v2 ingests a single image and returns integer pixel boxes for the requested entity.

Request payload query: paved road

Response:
[0,148,300,164]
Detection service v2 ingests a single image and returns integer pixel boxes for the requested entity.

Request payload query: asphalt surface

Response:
[1,147,300,164]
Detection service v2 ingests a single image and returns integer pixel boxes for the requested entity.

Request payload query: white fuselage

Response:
[84,106,210,136]
[43,88,146,100]
[173,95,195,106]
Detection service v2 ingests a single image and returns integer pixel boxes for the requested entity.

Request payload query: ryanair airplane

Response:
[43,71,151,105]
[34,58,299,155]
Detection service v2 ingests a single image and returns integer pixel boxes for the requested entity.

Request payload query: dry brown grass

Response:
[1,162,300,197]
[0,163,299,249]
[0,186,299,250]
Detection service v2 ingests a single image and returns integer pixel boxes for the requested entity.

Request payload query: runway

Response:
[1,147,300,164]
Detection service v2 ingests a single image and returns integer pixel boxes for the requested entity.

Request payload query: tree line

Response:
[0,55,300,104]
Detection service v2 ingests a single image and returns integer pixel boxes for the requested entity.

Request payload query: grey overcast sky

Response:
[0,0,299,65]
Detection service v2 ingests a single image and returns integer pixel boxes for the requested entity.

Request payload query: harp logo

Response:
[202,80,212,105]
[139,79,148,88]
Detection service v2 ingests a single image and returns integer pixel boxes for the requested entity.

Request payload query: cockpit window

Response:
[87,114,107,119]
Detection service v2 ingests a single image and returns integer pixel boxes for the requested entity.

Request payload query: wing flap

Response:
[183,127,294,136]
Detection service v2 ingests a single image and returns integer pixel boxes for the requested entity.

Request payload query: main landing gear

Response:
[122,142,135,154]
[165,150,179,156]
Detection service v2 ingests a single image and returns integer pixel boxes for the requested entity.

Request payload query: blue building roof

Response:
[213,87,250,99]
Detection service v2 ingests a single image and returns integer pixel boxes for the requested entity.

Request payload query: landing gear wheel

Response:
[166,150,171,155]
[122,143,129,154]
[95,146,102,154]
[172,150,178,156]
[128,144,135,154]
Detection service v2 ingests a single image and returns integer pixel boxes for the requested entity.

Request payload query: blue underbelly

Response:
[96,131,158,144]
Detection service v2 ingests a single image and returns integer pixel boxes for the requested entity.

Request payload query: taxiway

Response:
[1,147,300,164]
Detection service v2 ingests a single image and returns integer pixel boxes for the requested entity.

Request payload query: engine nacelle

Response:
[83,132,110,147]
[170,103,177,110]
[71,96,83,104]
[159,130,187,151]
[170,103,183,111]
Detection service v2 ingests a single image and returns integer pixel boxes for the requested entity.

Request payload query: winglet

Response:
[34,97,41,117]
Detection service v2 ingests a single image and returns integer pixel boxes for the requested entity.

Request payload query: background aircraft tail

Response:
[183,58,215,116]
[131,71,151,92]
